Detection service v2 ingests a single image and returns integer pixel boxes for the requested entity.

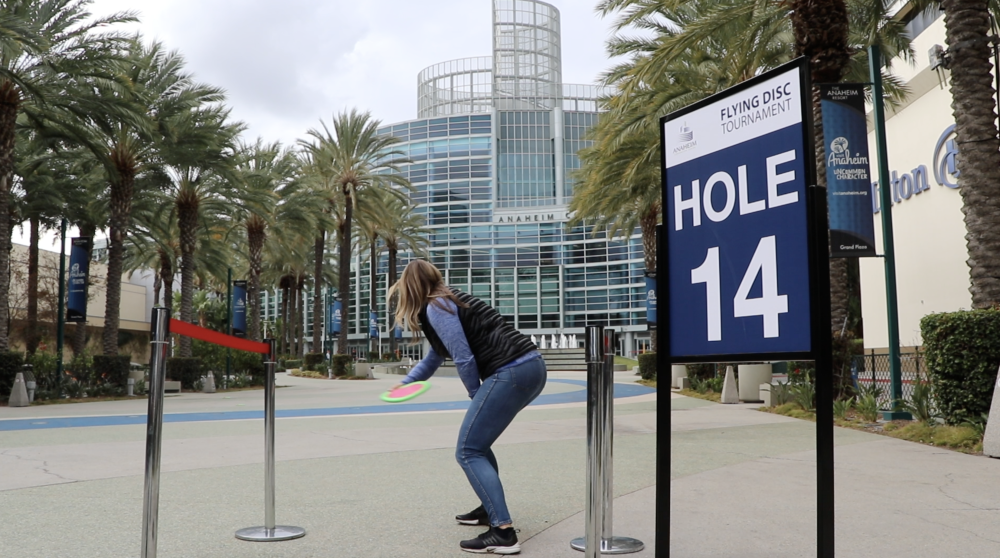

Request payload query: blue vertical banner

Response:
[369,311,379,338]
[820,83,877,257]
[645,272,657,330]
[66,237,92,322]
[332,300,342,335]
[395,325,403,339]
[232,280,247,338]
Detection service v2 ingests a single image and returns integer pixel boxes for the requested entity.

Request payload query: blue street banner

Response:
[395,325,403,339]
[820,83,877,257]
[331,300,342,335]
[645,272,657,330]
[66,237,92,322]
[662,60,813,360]
[232,280,247,338]
[369,312,379,338]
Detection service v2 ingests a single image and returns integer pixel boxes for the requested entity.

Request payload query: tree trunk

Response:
[313,232,324,352]
[640,205,659,354]
[177,188,199,358]
[337,191,354,354]
[297,276,305,358]
[71,224,96,357]
[942,0,1000,307]
[291,279,299,357]
[25,217,40,354]
[280,281,290,356]
[103,145,137,356]
[370,237,378,356]
[791,0,851,331]
[388,246,398,357]
[0,80,22,352]
[247,218,266,341]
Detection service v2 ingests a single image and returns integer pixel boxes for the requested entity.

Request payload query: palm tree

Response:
[159,104,243,357]
[299,110,409,354]
[232,141,321,341]
[60,38,226,356]
[0,1,134,350]
[938,0,1000,307]
[376,192,429,357]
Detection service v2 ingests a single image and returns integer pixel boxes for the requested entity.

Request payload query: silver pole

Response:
[571,327,644,555]
[236,339,305,542]
[265,341,276,529]
[602,330,616,550]
[141,308,170,558]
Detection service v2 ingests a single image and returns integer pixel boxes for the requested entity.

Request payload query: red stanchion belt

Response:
[169,319,270,354]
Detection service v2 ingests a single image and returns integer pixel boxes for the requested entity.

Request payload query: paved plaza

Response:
[1,371,1000,557]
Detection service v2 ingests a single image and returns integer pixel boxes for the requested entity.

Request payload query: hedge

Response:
[233,350,265,385]
[638,353,657,381]
[331,355,353,377]
[304,353,324,371]
[0,352,24,399]
[93,355,131,388]
[284,359,303,370]
[921,309,1000,424]
[167,357,203,390]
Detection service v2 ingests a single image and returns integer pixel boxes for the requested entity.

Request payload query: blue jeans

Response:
[455,356,547,527]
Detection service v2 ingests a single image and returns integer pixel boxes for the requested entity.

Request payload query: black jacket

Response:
[419,288,537,380]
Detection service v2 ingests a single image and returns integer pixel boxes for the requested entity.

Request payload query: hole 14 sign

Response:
[661,60,815,361]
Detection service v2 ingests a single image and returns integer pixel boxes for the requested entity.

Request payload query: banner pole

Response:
[235,339,306,542]
[141,307,170,558]
[55,218,67,385]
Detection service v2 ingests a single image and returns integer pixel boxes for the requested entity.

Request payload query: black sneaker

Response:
[456,505,489,526]
[460,526,520,554]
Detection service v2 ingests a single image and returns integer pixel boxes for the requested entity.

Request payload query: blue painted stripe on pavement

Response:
[0,378,654,432]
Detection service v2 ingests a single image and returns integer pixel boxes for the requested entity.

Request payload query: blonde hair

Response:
[387,259,464,337]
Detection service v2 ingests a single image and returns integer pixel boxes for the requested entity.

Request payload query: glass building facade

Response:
[336,0,652,357]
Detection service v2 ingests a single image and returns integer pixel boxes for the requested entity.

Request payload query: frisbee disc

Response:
[381,381,431,403]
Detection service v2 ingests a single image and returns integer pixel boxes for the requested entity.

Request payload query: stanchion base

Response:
[235,525,306,542]
[570,536,645,554]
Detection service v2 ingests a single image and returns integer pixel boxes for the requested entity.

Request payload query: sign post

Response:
[659,58,834,557]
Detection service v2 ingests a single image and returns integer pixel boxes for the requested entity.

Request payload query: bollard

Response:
[127,378,135,397]
[236,339,306,542]
[571,327,644,555]
[141,308,170,558]
[26,380,36,403]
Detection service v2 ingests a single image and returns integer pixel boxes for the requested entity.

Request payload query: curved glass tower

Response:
[340,0,650,358]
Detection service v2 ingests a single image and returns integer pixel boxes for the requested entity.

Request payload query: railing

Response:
[851,349,926,410]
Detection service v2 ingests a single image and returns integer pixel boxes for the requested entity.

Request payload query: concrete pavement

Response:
[2,371,1000,557]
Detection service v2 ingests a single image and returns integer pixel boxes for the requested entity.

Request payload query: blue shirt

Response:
[400,298,540,398]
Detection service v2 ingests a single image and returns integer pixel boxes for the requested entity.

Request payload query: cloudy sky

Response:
[86,0,620,146]
[23,0,624,250]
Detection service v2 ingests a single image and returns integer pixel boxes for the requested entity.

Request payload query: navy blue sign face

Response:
[232,280,247,338]
[663,63,812,360]
[369,311,379,339]
[66,237,92,322]
[820,84,876,257]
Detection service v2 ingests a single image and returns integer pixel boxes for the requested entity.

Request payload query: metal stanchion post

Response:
[141,308,170,558]
[236,339,306,542]
[572,328,644,555]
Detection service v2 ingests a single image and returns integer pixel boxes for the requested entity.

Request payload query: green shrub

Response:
[304,353,324,371]
[921,309,1000,425]
[637,353,657,381]
[900,375,939,424]
[791,381,816,411]
[833,397,853,420]
[284,359,303,370]
[66,355,94,387]
[232,351,265,386]
[166,357,203,389]
[331,355,353,377]
[93,355,130,388]
[0,351,24,398]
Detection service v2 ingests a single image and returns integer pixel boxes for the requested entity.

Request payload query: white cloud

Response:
[86,0,616,145]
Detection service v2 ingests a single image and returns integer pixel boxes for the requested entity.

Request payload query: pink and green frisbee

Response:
[380,381,431,403]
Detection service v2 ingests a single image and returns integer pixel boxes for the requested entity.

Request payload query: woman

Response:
[389,259,546,555]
